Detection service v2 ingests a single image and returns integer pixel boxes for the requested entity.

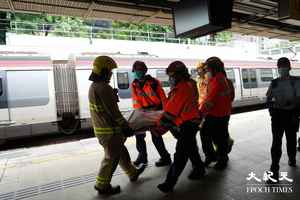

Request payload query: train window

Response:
[290,69,300,76]
[0,78,2,96]
[225,69,235,84]
[7,71,49,107]
[260,69,273,82]
[156,69,169,87]
[117,72,129,89]
[242,69,249,84]
[296,47,300,52]
[190,68,198,81]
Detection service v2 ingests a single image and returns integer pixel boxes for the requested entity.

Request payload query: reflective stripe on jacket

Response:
[163,79,200,126]
[199,73,232,117]
[88,81,128,135]
[131,75,167,109]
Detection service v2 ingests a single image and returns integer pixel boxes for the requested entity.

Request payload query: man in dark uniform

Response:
[267,57,300,180]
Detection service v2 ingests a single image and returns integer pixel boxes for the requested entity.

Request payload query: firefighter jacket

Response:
[131,75,167,110]
[163,79,200,126]
[199,72,232,117]
[89,81,128,135]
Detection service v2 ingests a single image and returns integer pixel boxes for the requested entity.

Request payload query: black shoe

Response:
[204,157,217,167]
[266,170,279,184]
[288,159,296,167]
[133,156,148,167]
[214,161,228,170]
[188,167,206,180]
[157,182,175,193]
[94,185,121,195]
[155,157,172,167]
[130,164,146,182]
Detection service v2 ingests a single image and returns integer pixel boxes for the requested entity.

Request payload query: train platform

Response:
[0,110,300,200]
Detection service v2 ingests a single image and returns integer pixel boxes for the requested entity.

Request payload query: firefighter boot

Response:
[94,185,121,195]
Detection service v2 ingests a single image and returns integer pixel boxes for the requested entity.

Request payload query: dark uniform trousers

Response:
[270,109,299,172]
[200,115,230,162]
[135,130,170,161]
[164,121,204,184]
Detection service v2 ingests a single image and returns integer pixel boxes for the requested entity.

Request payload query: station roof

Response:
[1,0,300,40]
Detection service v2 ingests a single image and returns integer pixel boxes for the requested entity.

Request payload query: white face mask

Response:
[278,68,290,77]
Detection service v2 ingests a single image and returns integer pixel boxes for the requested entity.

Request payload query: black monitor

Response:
[172,0,233,38]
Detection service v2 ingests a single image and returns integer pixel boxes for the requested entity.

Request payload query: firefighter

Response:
[157,61,205,193]
[88,56,145,195]
[199,57,232,170]
[266,57,300,180]
[131,60,171,167]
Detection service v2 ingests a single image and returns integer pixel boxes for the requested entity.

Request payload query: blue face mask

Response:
[169,77,177,88]
[133,71,145,80]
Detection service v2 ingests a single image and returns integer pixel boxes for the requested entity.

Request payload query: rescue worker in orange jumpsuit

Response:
[197,61,234,166]
[157,61,205,193]
[131,61,171,167]
[88,56,145,195]
[199,57,232,170]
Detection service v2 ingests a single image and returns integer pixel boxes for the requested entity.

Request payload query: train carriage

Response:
[1,52,300,144]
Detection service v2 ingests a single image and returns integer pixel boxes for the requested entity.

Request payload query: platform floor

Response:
[0,110,300,200]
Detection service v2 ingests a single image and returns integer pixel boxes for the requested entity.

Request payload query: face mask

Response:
[206,71,213,79]
[278,68,290,77]
[133,71,145,80]
[169,77,177,88]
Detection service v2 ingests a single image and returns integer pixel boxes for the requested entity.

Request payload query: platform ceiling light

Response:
[279,0,300,26]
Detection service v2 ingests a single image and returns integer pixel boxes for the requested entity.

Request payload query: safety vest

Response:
[198,77,209,109]
[131,75,167,109]
[199,73,232,117]
[164,79,200,126]
[88,81,127,135]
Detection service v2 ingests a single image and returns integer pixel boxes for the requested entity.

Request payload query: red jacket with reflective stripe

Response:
[199,73,232,117]
[131,76,167,109]
[164,79,200,126]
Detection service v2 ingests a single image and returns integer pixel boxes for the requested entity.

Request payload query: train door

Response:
[155,68,170,94]
[114,68,133,113]
[53,60,80,134]
[256,68,273,98]
[0,71,10,123]
[240,68,262,105]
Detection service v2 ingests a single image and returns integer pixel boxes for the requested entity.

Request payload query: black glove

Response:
[160,116,181,139]
[122,126,135,137]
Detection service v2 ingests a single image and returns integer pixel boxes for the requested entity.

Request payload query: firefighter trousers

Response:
[96,134,137,188]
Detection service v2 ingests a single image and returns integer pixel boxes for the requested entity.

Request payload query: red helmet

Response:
[132,61,148,72]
